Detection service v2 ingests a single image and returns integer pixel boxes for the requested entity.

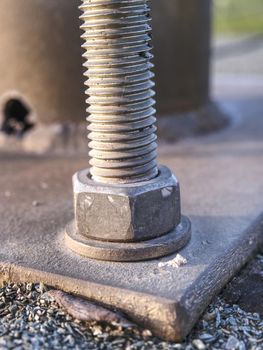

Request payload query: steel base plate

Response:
[0,98,263,341]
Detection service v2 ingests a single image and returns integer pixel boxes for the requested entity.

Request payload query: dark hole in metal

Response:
[1,98,34,137]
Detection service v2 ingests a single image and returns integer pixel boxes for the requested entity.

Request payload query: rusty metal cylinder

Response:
[0,0,85,124]
[152,0,212,114]
[80,0,158,184]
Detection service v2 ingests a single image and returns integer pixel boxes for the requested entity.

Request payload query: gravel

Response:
[0,254,262,350]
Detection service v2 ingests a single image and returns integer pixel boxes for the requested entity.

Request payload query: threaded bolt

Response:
[80,0,158,184]
[66,0,191,260]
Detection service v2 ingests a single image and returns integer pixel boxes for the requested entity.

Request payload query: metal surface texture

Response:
[72,166,181,243]
[65,216,191,261]
[151,0,211,114]
[0,0,85,125]
[80,0,158,184]
[64,165,191,261]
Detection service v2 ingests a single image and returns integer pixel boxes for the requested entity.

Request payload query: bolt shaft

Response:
[80,0,158,184]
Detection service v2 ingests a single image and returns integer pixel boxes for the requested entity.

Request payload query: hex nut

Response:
[73,165,181,242]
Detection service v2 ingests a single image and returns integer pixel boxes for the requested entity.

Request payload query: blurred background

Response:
[214,0,263,34]
[0,0,262,153]
[213,0,263,89]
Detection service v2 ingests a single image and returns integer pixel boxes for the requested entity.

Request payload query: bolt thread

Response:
[80,0,158,184]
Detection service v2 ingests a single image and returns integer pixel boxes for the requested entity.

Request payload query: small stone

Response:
[92,326,103,336]
[8,305,18,314]
[199,333,213,341]
[226,336,240,350]
[36,282,46,294]
[142,329,152,338]
[238,341,246,350]
[192,339,206,350]
[228,316,237,326]
[185,345,193,350]
[111,339,126,345]
[203,311,215,321]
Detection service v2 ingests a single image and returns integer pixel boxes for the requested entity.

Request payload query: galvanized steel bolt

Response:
[81,0,158,184]
[65,0,191,261]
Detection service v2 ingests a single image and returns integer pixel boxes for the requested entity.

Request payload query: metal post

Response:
[65,0,191,261]
[152,0,211,114]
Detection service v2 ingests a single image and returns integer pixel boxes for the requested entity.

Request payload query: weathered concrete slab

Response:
[0,98,262,341]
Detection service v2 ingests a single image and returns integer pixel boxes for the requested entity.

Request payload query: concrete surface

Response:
[0,95,262,341]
